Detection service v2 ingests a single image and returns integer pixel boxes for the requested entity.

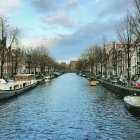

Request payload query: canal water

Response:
[0,73,140,140]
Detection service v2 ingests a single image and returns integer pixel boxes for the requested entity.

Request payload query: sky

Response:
[0,0,135,63]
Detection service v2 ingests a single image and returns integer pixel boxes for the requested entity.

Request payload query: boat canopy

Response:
[14,74,34,82]
[0,79,6,84]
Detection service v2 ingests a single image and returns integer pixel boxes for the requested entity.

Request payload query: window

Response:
[137,67,140,75]
[137,46,140,53]
[137,54,140,63]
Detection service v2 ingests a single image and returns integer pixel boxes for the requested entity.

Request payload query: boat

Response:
[90,81,97,86]
[0,74,37,100]
[44,76,51,83]
[124,96,140,113]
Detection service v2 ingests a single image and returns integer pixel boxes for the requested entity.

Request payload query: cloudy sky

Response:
[0,0,134,63]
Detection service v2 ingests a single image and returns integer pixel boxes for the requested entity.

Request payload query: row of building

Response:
[0,46,54,78]
[70,43,140,80]
[104,43,139,80]
[1,40,140,80]
[0,46,35,78]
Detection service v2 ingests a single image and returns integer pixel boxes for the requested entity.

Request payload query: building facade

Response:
[104,43,138,80]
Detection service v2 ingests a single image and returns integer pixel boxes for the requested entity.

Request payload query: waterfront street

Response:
[0,73,140,140]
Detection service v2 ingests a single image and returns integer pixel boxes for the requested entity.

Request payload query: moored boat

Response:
[0,74,37,100]
[90,81,97,86]
[44,76,51,83]
[124,96,140,111]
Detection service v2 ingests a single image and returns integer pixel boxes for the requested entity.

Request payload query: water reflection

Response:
[0,73,140,139]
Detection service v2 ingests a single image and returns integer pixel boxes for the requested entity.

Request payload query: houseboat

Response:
[0,74,37,100]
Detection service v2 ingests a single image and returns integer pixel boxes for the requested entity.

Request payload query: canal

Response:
[0,73,140,140]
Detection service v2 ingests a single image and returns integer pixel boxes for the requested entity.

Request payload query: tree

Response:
[35,46,49,74]
[0,16,7,78]
[75,58,88,73]
[102,37,108,75]
[24,47,34,74]
[132,0,140,44]
[94,45,101,75]
[86,45,96,73]
[0,16,21,78]
[116,13,136,82]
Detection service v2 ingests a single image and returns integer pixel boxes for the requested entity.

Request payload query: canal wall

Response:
[89,76,140,97]
[80,74,140,97]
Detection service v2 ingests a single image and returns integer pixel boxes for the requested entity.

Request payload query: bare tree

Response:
[102,37,108,75]
[30,48,39,74]
[116,13,136,82]
[46,56,55,73]
[75,52,90,73]
[112,42,117,75]
[24,47,35,74]
[0,16,7,78]
[86,45,96,73]
[35,46,49,74]
[0,16,21,78]
[128,0,140,47]
[94,45,101,75]
[76,57,88,73]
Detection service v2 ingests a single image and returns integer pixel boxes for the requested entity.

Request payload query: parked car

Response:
[117,78,128,86]
[132,78,140,88]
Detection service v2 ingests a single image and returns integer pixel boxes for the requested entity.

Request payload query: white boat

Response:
[44,76,51,83]
[124,96,140,111]
[0,74,37,100]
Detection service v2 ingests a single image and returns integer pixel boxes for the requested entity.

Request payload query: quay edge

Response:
[98,79,140,98]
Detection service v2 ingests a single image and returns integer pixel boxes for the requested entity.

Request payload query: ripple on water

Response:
[0,73,140,140]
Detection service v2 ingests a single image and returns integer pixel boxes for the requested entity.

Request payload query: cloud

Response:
[98,0,134,18]
[0,0,21,17]
[67,0,78,9]
[21,15,120,62]
[30,0,55,13]
[0,0,20,15]
[0,0,20,9]
[42,11,75,28]
[19,0,134,62]
[55,19,116,47]
[45,19,117,61]
[30,0,79,13]
[21,34,62,48]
